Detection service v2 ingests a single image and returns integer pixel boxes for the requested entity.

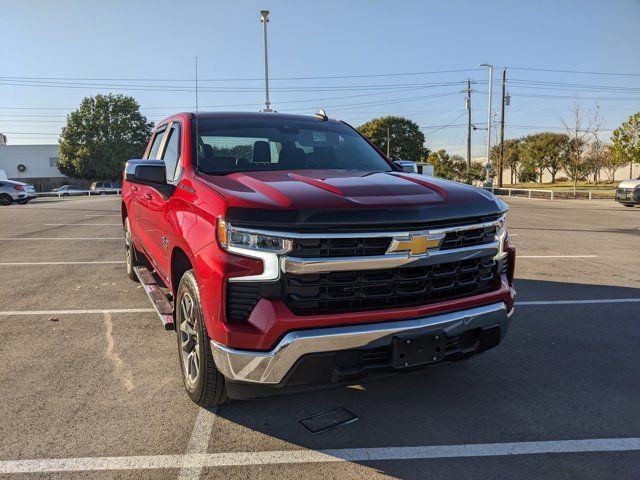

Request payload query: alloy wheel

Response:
[179,292,200,389]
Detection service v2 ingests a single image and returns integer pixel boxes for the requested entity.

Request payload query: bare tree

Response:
[561,100,600,192]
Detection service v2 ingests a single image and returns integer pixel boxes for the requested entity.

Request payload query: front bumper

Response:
[211,301,511,386]
[616,190,640,204]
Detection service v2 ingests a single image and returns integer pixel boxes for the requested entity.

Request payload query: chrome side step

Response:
[133,266,174,330]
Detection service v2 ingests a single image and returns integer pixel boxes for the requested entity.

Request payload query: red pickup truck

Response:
[122,111,516,406]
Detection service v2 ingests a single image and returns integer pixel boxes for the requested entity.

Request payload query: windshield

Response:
[193,117,392,175]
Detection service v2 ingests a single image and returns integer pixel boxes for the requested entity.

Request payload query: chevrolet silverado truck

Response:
[121,111,516,406]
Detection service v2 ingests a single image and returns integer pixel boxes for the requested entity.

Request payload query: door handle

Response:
[144,193,153,200]
[131,185,140,192]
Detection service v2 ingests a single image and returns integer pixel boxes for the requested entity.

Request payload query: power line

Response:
[508,66,640,77]
[0,69,483,83]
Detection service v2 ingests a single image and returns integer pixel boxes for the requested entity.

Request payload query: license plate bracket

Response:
[391,332,447,368]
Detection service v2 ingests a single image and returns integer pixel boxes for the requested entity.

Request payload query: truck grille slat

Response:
[284,255,499,315]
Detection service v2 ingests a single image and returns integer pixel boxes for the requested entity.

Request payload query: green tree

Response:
[58,94,153,180]
[611,112,640,179]
[357,116,427,161]
[491,139,521,184]
[519,132,569,184]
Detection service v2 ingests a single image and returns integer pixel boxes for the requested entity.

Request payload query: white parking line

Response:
[44,223,121,226]
[0,261,125,266]
[518,255,598,259]
[0,308,154,316]
[0,237,122,240]
[0,437,638,473]
[178,408,218,480]
[517,298,640,306]
[86,214,120,217]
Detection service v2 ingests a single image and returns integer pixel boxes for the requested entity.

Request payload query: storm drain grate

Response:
[299,407,359,434]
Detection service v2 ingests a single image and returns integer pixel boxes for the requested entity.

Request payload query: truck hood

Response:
[198,170,506,230]
[618,179,640,189]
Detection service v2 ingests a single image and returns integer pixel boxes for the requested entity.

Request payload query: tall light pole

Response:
[260,10,272,112]
[480,63,494,187]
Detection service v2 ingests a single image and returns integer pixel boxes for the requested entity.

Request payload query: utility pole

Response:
[260,10,272,112]
[465,79,472,183]
[386,125,391,157]
[498,68,506,187]
[480,64,494,187]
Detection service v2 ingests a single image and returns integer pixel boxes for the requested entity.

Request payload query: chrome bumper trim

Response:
[210,302,510,385]
[227,216,505,239]
[282,241,500,274]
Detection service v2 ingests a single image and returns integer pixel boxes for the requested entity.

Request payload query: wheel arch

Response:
[171,247,193,296]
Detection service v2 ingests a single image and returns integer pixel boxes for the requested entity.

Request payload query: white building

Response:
[0,144,67,191]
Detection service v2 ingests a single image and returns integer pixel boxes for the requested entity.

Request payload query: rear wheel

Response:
[0,194,12,206]
[124,217,145,281]
[176,270,228,406]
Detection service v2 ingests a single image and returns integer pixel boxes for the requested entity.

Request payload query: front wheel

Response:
[176,270,228,406]
[17,199,28,205]
[622,204,635,208]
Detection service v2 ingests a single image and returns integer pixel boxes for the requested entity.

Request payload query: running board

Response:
[133,266,175,330]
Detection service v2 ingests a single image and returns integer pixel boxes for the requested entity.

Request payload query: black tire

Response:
[62,193,69,197]
[175,270,228,406]
[0,194,12,206]
[622,204,635,208]
[17,199,28,205]
[124,217,145,281]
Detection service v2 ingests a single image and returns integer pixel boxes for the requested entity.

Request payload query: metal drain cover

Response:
[299,407,359,434]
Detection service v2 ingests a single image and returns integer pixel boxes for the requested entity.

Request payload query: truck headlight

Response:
[217,219,292,282]
[217,219,292,254]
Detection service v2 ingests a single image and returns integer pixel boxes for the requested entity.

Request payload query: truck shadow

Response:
[209,278,640,479]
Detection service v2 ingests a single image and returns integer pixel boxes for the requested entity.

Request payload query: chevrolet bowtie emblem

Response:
[387,233,444,256]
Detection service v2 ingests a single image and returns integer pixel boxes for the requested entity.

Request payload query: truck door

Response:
[143,121,182,282]
[131,125,167,265]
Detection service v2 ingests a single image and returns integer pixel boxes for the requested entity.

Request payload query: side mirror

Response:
[124,159,176,198]
[394,160,418,173]
[125,159,166,185]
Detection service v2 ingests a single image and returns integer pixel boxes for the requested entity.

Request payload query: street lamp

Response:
[260,10,272,112]
[480,63,494,187]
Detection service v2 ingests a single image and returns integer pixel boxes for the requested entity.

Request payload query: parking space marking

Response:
[178,408,218,480]
[86,214,120,217]
[0,237,122,240]
[0,308,154,316]
[1,437,638,473]
[0,261,125,266]
[517,298,640,306]
[44,223,121,226]
[518,255,598,259]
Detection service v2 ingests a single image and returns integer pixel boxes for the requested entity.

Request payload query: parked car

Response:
[121,112,516,406]
[0,179,38,205]
[53,185,88,196]
[615,178,640,207]
[90,181,121,194]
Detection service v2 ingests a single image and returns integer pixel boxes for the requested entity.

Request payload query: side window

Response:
[162,124,181,182]
[147,128,166,160]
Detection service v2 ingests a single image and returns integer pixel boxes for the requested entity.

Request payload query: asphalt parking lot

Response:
[0,195,639,479]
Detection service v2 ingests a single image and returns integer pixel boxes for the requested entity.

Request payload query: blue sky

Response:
[2,0,639,157]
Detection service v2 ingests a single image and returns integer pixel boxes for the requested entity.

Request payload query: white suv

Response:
[0,180,38,206]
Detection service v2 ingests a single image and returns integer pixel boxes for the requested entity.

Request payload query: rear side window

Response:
[147,128,166,160]
[162,123,181,182]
